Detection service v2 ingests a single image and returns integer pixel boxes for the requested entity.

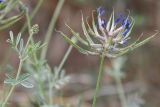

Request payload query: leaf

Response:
[20,80,34,88]
[17,73,31,83]
[16,33,22,46]
[9,31,14,43]
[4,78,17,85]
[19,39,24,54]
[4,73,31,86]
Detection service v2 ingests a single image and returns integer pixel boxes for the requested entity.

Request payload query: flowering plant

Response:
[59,7,158,107]
[0,0,158,106]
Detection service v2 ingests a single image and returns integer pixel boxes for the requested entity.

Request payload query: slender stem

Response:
[25,8,34,49]
[48,72,53,105]
[115,74,128,107]
[92,55,105,107]
[48,37,76,104]
[40,0,65,60]
[25,8,46,101]
[56,44,73,73]
[1,60,23,107]
[20,0,44,33]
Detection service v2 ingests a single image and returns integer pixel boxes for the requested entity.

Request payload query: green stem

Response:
[48,72,53,105]
[25,8,34,48]
[25,8,46,101]
[40,0,65,60]
[115,75,128,107]
[48,37,76,104]
[1,60,23,107]
[20,0,44,33]
[92,55,105,107]
[56,44,73,73]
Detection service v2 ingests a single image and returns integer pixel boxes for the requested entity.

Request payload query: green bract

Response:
[0,0,25,30]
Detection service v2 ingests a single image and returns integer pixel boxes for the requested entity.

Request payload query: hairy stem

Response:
[40,0,65,60]
[1,60,23,107]
[92,55,105,107]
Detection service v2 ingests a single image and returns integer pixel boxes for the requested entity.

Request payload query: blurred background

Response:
[0,0,160,107]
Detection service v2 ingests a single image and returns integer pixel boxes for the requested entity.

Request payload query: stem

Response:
[92,55,105,107]
[25,8,34,49]
[56,44,73,73]
[1,60,23,107]
[48,72,53,105]
[48,37,76,104]
[20,0,44,33]
[40,0,65,60]
[25,8,46,101]
[115,75,128,107]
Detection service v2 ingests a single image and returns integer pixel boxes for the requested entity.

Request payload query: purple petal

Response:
[123,27,130,37]
[97,7,105,16]
[115,14,122,24]
[101,19,106,28]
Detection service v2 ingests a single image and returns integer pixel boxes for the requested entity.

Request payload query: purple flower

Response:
[0,0,3,3]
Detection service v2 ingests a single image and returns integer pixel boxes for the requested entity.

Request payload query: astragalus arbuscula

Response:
[59,7,158,107]
[59,7,158,58]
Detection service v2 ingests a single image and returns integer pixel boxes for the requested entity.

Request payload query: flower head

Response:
[59,7,158,58]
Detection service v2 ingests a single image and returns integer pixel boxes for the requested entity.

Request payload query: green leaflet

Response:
[4,73,31,86]
[21,80,34,88]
